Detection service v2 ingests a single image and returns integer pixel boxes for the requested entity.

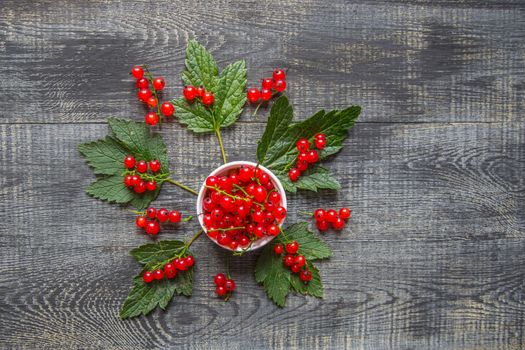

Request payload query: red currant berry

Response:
[247,88,260,103]
[296,160,309,172]
[211,208,224,221]
[161,102,174,117]
[149,160,161,173]
[294,255,306,267]
[185,255,195,267]
[145,221,160,235]
[203,197,216,212]
[156,208,169,222]
[218,176,232,191]
[203,214,215,227]
[238,166,254,182]
[224,279,236,292]
[142,271,154,283]
[246,223,255,234]
[137,88,152,101]
[145,180,157,191]
[134,180,146,193]
[285,241,299,254]
[146,96,158,108]
[299,270,312,282]
[314,133,326,140]
[288,168,300,182]
[146,207,157,219]
[314,209,326,222]
[268,191,281,204]
[214,273,227,286]
[220,196,236,212]
[169,210,181,223]
[124,155,136,169]
[152,77,165,91]
[183,85,197,101]
[130,175,140,187]
[216,285,227,296]
[306,150,319,163]
[273,69,286,81]
[206,176,218,187]
[252,210,264,223]
[296,138,309,152]
[238,235,250,247]
[267,224,280,236]
[196,86,205,98]
[291,264,302,273]
[332,217,345,230]
[136,160,147,173]
[316,220,329,231]
[229,240,239,250]
[326,209,338,223]
[274,244,284,255]
[164,263,177,279]
[283,254,295,267]
[339,207,351,220]
[254,225,265,238]
[298,152,308,162]
[145,112,159,126]
[217,232,232,246]
[153,269,164,280]
[261,78,274,89]
[135,216,147,228]
[273,206,287,221]
[124,175,133,187]
[253,186,267,202]
[274,79,286,92]
[174,258,187,271]
[315,137,326,150]
[136,77,149,89]
[258,173,270,186]
[260,88,272,101]
[202,92,214,106]
[131,66,144,79]
[236,204,250,217]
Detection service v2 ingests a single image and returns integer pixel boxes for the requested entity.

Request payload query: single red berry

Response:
[273,69,286,81]
[326,209,338,223]
[156,208,169,222]
[306,150,319,163]
[274,244,284,255]
[267,224,280,236]
[258,173,270,186]
[211,208,224,221]
[169,210,181,223]
[203,197,216,212]
[130,175,140,187]
[214,273,227,286]
[124,155,136,169]
[252,210,264,223]
[315,137,326,150]
[145,112,159,126]
[220,196,235,212]
[142,271,154,283]
[291,264,302,273]
[296,160,309,172]
[183,85,197,101]
[131,66,144,79]
[283,254,295,267]
[254,225,265,238]
[135,216,147,228]
[253,186,267,202]
[203,213,215,227]
[316,220,329,231]
[238,235,250,247]
[299,270,312,282]
[224,279,236,292]
[285,241,299,254]
[339,207,351,220]
[174,258,187,271]
[332,217,345,230]
[137,88,152,101]
[261,78,274,89]
[136,160,147,173]
[205,176,218,188]
[296,138,309,152]
[136,78,149,89]
[124,175,133,187]
[215,285,227,296]
[260,88,272,101]
[185,255,195,267]
[294,255,306,267]
[298,152,308,162]
[146,207,157,219]
[149,160,161,173]
[196,86,205,98]
[134,180,146,193]
[314,209,326,221]
[145,221,160,235]
[314,133,326,140]
[146,96,158,108]
[145,180,157,191]
[238,166,254,182]
[164,263,177,279]
[202,92,214,106]
[247,88,261,103]
[153,269,164,280]
[268,191,281,205]
[273,206,287,221]
[152,77,165,91]
[218,176,232,191]
[288,168,300,182]
[161,102,174,116]
[229,240,239,250]
[274,79,286,92]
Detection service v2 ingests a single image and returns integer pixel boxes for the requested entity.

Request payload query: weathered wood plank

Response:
[0,122,523,349]
[0,0,524,124]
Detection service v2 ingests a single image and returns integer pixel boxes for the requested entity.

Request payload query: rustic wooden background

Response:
[1,0,524,349]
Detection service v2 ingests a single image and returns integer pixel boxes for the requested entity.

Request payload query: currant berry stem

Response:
[165,178,198,196]
[215,129,228,164]
[252,102,262,117]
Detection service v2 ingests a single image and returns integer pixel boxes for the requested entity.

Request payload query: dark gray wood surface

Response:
[1,1,524,349]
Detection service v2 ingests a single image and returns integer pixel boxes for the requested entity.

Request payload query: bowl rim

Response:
[196,161,287,252]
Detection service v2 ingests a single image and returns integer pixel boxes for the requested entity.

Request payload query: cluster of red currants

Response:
[135,207,183,235]
[274,241,312,283]
[213,273,236,298]
[246,69,287,104]
[202,165,287,250]
[288,133,327,182]
[131,65,175,126]
[123,155,161,194]
[313,207,351,231]
[142,255,195,283]
[182,85,215,107]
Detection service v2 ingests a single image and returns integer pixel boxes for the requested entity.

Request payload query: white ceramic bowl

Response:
[196,161,287,252]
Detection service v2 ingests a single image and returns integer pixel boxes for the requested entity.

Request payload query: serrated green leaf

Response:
[85,175,135,203]
[130,240,186,270]
[256,96,360,193]
[212,59,247,128]
[182,39,219,91]
[255,222,331,307]
[172,97,214,133]
[78,136,129,176]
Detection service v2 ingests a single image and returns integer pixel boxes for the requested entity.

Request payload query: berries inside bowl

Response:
[197,161,287,252]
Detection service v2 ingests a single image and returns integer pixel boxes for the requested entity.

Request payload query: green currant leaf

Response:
[130,240,186,271]
[85,175,135,203]
[77,136,128,176]
[182,39,219,91]
[255,222,331,307]
[256,96,360,193]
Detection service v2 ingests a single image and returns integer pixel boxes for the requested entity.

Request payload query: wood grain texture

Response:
[0,0,524,349]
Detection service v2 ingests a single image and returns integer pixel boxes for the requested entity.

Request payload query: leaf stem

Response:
[165,178,199,196]
[252,102,262,117]
[298,211,314,217]
[215,129,228,164]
